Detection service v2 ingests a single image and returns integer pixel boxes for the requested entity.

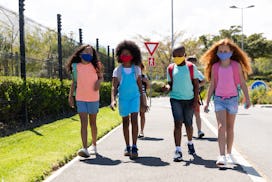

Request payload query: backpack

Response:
[168,61,194,82]
[168,61,204,104]
[71,63,77,96]
[212,60,241,98]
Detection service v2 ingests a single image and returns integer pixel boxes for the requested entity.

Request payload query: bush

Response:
[0,77,73,125]
[100,82,112,107]
[0,77,112,127]
[150,80,167,97]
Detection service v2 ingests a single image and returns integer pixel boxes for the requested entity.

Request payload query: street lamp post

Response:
[171,0,174,52]
[230,5,255,50]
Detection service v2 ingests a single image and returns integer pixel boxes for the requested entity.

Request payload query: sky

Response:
[1,0,271,49]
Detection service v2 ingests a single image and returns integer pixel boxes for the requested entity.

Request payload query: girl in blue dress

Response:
[111,40,148,159]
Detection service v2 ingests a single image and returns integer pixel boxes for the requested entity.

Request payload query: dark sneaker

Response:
[124,146,131,156]
[198,131,205,139]
[138,133,144,138]
[131,146,138,159]
[188,143,196,155]
[173,151,183,162]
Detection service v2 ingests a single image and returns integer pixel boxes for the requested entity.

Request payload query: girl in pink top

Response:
[201,39,251,166]
[67,45,103,158]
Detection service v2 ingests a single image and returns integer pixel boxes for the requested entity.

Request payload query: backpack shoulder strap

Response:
[231,60,241,87]
[186,61,194,80]
[167,63,175,82]
[116,65,122,83]
[71,63,77,96]
[212,62,220,87]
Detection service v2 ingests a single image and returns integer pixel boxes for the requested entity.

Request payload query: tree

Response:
[245,33,272,59]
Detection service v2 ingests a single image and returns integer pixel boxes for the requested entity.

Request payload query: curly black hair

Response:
[116,40,142,66]
[66,44,102,73]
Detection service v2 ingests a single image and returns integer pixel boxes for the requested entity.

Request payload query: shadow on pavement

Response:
[193,136,217,142]
[80,154,121,166]
[131,156,170,167]
[184,154,249,175]
[138,137,164,141]
[183,154,217,169]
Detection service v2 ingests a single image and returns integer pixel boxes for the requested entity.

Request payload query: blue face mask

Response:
[81,54,93,62]
[217,52,233,61]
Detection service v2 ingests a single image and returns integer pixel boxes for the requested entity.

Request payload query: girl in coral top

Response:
[67,45,103,158]
[201,39,251,166]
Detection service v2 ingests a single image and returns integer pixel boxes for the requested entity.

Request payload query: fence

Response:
[0,4,115,129]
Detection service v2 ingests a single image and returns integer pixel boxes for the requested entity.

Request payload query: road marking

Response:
[44,124,122,182]
[201,116,266,182]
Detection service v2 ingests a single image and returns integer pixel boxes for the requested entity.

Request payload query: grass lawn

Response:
[0,107,121,182]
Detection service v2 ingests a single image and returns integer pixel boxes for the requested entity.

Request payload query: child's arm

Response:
[192,78,199,109]
[204,69,215,112]
[110,77,119,110]
[142,76,150,90]
[94,72,104,91]
[68,80,75,108]
[199,79,206,87]
[137,76,148,112]
[238,64,251,109]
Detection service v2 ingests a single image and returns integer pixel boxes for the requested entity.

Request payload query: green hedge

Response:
[0,77,112,126]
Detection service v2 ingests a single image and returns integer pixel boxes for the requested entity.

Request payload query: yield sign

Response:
[144,42,159,56]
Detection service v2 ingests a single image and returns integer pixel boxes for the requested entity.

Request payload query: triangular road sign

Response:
[144,42,159,56]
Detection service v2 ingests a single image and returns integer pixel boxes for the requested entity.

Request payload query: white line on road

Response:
[44,124,122,182]
[201,116,266,182]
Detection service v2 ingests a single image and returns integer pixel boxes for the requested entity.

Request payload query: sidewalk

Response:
[45,97,253,182]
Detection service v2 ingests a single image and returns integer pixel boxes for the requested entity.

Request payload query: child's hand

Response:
[204,104,209,113]
[68,96,75,108]
[110,101,117,111]
[162,84,170,92]
[97,71,104,80]
[141,104,149,112]
[244,99,251,109]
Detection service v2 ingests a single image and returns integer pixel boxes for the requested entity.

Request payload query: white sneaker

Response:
[89,145,97,155]
[216,155,227,166]
[226,154,237,165]
[77,148,90,158]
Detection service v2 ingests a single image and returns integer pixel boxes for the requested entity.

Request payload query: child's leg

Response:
[122,116,130,146]
[215,111,227,155]
[174,122,182,146]
[140,111,145,134]
[79,113,89,148]
[89,114,97,146]
[226,113,236,154]
[195,111,202,132]
[185,124,193,141]
[131,112,139,145]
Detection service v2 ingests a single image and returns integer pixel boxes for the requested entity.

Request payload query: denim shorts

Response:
[76,101,99,114]
[214,96,238,114]
[170,98,194,126]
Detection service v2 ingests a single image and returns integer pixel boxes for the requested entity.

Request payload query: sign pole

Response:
[149,66,153,107]
[144,42,159,109]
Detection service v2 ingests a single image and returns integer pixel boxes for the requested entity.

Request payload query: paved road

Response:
[45,97,269,182]
[204,103,272,182]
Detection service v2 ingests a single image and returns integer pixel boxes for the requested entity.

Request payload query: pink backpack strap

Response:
[167,63,175,82]
[212,62,220,87]
[231,60,241,86]
[186,61,194,81]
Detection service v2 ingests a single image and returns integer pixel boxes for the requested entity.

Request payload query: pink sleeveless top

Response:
[215,64,238,98]
[76,63,99,102]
